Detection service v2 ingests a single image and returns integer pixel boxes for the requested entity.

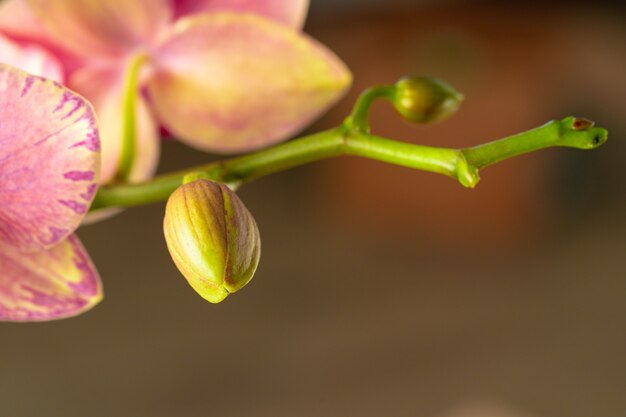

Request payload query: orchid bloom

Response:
[0,65,102,321]
[0,0,352,185]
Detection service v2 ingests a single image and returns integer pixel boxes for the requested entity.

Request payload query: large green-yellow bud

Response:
[163,179,261,303]
[392,76,464,124]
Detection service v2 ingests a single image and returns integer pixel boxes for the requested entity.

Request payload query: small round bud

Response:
[163,179,261,303]
[393,76,464,124]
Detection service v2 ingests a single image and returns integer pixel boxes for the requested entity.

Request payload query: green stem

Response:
[90,117,606,211]
[116,53,147,181]
[91,130,344,210]
[345,132,478,187]
[344,86,395,133]
[462,116,606,169]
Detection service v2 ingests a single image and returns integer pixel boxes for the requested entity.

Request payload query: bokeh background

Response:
[2,1,625,416]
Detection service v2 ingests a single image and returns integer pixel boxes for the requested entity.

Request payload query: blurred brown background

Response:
[1,1,625,416]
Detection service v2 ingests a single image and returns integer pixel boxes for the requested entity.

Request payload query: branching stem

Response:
[90,116,606,210]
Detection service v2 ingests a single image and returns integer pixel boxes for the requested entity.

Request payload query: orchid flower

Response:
[0,2,604,316]
[0,65,102,321]
[0,0,352,185]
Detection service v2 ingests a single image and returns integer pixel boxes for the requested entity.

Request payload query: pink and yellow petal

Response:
[0,33,63,81]
[147,13,352,153]
[0,65,99,252]
[173,0,309,29]
[26,0,172,59]
[0,234,102,321]
[70,63,160,185]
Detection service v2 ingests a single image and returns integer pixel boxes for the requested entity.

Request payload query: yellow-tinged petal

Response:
[0,234,102,321]
[173,0,309,29]
[26,0,172,59]
[147,12,352,153]
[70,64,160,185]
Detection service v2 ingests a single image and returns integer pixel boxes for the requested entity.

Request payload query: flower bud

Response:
[392,76,464,124]
[163,179,261,303]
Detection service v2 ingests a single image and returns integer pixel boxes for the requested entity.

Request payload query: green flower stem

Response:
[344,86,395,132]
[462,116,607,169]
[91,130,344,210]
[90,117,607,211]
[116,53,147,181]
[345,132,478,187]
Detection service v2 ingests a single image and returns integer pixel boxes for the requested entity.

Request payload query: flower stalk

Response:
[117,53,148,181]
[90,81,607,211]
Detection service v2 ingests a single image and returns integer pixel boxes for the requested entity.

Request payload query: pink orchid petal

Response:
[26,0,172,59]
[0,33,63,82]
[147,13,352,153]
[0,234,102,321]
[0,64,99,252]
[70,64,160,184]
[0,0,49,42]
[0,0,91,77]
[173,0,309,29]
